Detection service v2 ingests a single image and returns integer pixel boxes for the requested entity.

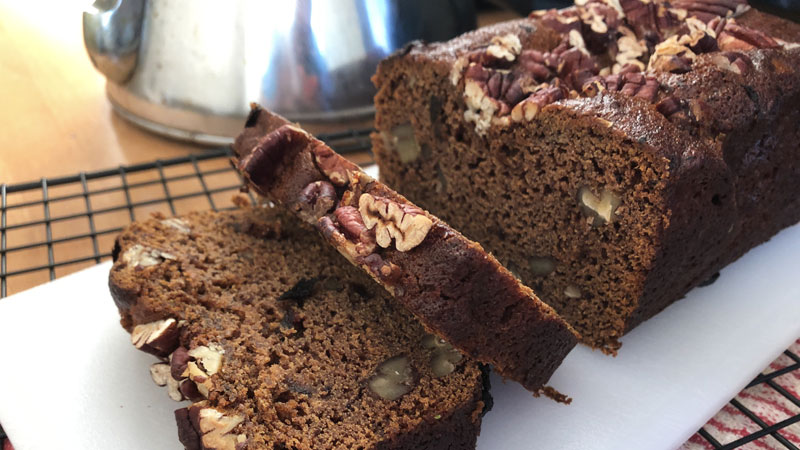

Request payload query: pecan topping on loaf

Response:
[582,72,660,101]
[714,18,780,50]
[648,17,718,73]
[450,0,795,133]
[294,181,337,222]
[313,144,353,187]
[359,194,434,252]
[671,0,750,23]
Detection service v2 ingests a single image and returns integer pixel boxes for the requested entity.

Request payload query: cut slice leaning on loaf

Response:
[232,104,579,395]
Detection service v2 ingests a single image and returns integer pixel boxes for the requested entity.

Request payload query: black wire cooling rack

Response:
[0,128,798,449]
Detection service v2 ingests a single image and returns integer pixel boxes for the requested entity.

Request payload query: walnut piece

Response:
[529,256,556,276]
[564,285,582,298]
[190,405,247,450]
[185,344,225,398]
[130,318,180,357]
[369,356,414,400]
[463,75,500,136]
[649,36,696,73]
[160,218,191,233]
[381,123,421,163]
[121,244,176,268]
[422,334,463,377]
[359,194,433,252]
[579,187,622,226]
[613,27,647,73]
[150,362,184,401]
[485,33,522,63]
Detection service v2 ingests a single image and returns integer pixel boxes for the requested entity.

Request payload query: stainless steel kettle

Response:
[83,0,476,144]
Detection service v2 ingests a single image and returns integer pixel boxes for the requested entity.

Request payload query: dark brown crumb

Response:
[109,207,487,450]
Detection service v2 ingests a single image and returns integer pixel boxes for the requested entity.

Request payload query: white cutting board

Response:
[0,223,799,450]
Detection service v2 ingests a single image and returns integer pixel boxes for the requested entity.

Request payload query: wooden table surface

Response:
[0,0,222,295]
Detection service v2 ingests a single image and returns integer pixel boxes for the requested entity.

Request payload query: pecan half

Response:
[335,206,370,241]
[518,50,554,82]
[294,181,337,223]
[620,0,680,39]
[579,1,624,53]
[714,19,780,51]
[510,85,568,122]
[185,344,225,398]
[671,0,750,23]
[649,37,696,73]
[582,72,659,102]
[359,194,433,252]
[312,143,353,186]
[330,206,378,256]
[556,46,598,90]
[533,9,582,34]
[237,124,310,188]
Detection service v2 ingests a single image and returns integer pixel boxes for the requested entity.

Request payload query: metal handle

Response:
[82,0,144,83]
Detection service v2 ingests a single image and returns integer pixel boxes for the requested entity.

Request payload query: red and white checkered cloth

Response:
[680,339,800,449]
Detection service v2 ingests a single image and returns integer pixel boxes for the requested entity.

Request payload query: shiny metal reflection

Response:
[83,0,475,144]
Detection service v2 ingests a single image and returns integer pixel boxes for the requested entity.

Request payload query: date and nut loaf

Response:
[372,0,800,352]
[108,207,490,450]
[232,105,579,395]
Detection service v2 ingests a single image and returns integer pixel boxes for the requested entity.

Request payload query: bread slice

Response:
[371,2,800,352]
[232,105,578,394]
[109,207,489,450]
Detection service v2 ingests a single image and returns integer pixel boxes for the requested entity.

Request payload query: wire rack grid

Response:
[0,128,798,449]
